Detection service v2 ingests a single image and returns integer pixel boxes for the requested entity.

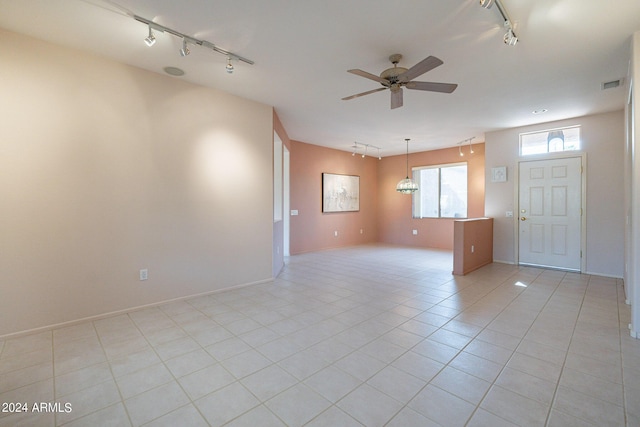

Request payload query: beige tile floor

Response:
[1,245,638,426]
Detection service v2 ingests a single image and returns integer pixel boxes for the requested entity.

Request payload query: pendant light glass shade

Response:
[396,177,419,194]
[396,138,418,194]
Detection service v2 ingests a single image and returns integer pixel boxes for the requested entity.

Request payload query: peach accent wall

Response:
[289,141,379,254]
[453,218,493,275]
[377,144,485,249]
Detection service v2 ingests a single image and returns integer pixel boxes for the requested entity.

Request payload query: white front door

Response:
[518,157,582,271]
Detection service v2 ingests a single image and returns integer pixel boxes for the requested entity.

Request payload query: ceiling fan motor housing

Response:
[380,54,407,85]
[380,66,408,84]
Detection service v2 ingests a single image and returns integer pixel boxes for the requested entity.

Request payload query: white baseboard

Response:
[492,259,516,265]
[0,278,273,341]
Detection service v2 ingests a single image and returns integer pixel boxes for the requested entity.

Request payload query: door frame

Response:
[514,152,587,272]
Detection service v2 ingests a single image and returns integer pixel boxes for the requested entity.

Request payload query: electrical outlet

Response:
[471,245,475,253]
[412,230,418,235]
[139,269,148,281]
[334,230,338,237]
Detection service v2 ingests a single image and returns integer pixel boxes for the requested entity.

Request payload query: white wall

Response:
[0,30,274,337]
[628,31,640,337]
[272,132,284,277]
[485,111,625,277]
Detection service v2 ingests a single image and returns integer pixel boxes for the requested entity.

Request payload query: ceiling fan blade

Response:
[347,69,390,85]
[405,81,458,93]
[342,87,388,101]
[390,88,403,109]
[398,56,443,83]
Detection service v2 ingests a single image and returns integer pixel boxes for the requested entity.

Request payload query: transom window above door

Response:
[520,126,581,156]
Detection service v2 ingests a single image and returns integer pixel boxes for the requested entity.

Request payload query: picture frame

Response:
[322,173,360,213]
[491,166,507,183]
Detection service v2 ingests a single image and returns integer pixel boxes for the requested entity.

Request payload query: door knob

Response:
[520,216,527,221]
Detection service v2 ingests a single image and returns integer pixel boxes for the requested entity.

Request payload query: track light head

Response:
[503,28,518,46]
[144,26,156,46]
[479,0,493,9]
[179,39,190,56]
[226,57,234,74]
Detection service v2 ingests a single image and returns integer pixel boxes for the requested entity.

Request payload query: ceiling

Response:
[0,0,638,156]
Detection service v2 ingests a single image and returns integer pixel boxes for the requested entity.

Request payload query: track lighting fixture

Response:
[133,15,254,69]
[503,27,518,46]
[351,142,382,160]
[144,25,156,46]
[179,38,190,56]
[457,137,476,156]
[479,0,519,46]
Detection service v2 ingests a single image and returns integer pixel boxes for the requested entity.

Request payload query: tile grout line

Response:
[384,267,533,425]
[541,273,589,427]
[456,267,554,426]
[617,278,629,427]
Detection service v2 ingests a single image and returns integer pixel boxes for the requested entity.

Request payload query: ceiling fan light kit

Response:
[342,54,458,109]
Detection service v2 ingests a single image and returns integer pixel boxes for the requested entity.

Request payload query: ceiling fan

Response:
[342,54,458,109]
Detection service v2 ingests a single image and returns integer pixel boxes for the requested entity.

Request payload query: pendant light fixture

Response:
[396,138,419,194]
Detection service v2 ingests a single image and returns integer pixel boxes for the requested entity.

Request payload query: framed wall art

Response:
[491,166,507,183]
[322,173,360,213]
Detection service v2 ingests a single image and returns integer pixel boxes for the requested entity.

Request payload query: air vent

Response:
[601,78,624,90]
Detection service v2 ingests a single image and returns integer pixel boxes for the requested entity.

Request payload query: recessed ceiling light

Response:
[532,109,548,114]
[163,66,185,76]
